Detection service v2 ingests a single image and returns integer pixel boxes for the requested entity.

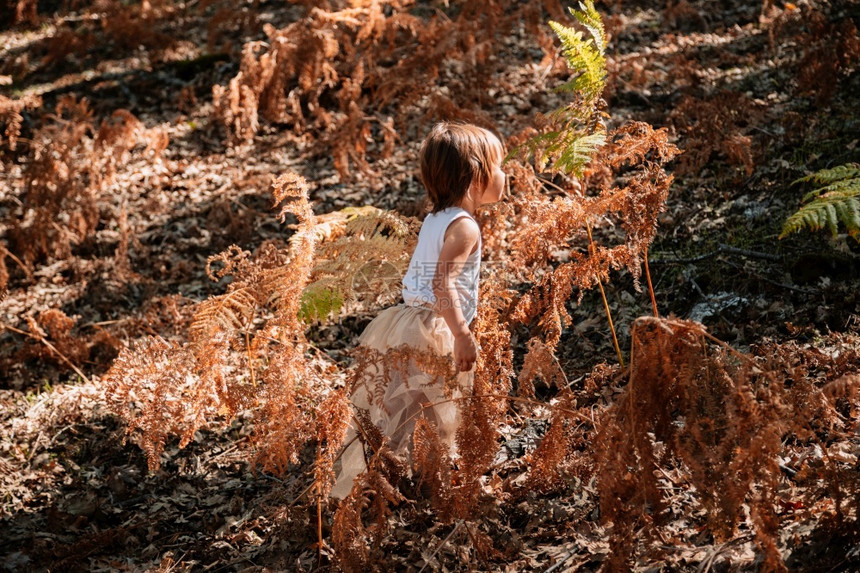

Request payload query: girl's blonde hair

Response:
[419,122,504,213]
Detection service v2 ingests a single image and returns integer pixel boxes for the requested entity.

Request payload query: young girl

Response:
[331,122,506,499]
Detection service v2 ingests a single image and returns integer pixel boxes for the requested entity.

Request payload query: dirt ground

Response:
[1,0,858,571]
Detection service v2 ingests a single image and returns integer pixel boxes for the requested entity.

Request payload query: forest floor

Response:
[1,0,859,571]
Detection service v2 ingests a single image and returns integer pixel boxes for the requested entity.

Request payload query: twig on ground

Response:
[258,473,287,484]
[697,534,755,573]
[544,544,581,573]
[0,320,92,385]
[651,243,782,265]
[418,519,464,573]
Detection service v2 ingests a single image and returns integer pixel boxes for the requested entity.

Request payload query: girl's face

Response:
[478,161,506,206]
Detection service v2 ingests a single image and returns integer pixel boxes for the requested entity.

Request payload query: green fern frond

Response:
[801,177,860,202]
[794,163,860,186]
[781,163,860,240]
[551,130,607,175]
[550,0,606,103]
[296,207,419,321]
[514,1,608,178]
[549,20,606,103]
[298,283,344,323]
[573,0,606,54]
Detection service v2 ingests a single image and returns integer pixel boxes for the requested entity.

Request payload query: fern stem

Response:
[245,330,256,388]
[0,246,33,281]
[316,481,323,566]
[644,247,659,317]
[628,325,638,427]
[586,223,624,368]
[596,280,624,367]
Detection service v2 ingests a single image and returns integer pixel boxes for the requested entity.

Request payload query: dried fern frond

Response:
[450,275,514,519]
[272,172,314,224]
[332,451,406,572]
[332,483,372,573]
[0,93,41,151]
[314,389,352,498]
[412,416,453,511]
[518,337,568,398]
[669,92,760,176]
[781,163,860,240]
[821,373,860,406]
[264,172,319,327]
[188,288,257,349]
[505,179,587,273]
[587,123,680,284]
[251,347,319,474]
[250,173,332,473]
[103,171,331,472]
[103,337,209,470]
[594,317,786,568]
[507,122,678,349]
[754,335,860,529]
[22,309,89,367]
[521,390,593,495]
[291,205,380,245]
[212,1,559,178]
[9,96,166,267]
[206,245,253,281]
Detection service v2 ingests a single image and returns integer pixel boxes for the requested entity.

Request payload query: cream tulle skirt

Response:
[331,303,474,499]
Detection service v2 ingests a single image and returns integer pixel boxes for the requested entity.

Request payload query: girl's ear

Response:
[471,179,486,199]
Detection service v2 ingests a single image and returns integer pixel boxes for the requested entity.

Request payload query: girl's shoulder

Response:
[420,207,480,251]
[439,211,480,254]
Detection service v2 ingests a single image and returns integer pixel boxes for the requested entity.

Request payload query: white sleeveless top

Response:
[402,207,481,325]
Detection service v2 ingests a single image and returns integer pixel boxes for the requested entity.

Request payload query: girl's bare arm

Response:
[432,217,480,371]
